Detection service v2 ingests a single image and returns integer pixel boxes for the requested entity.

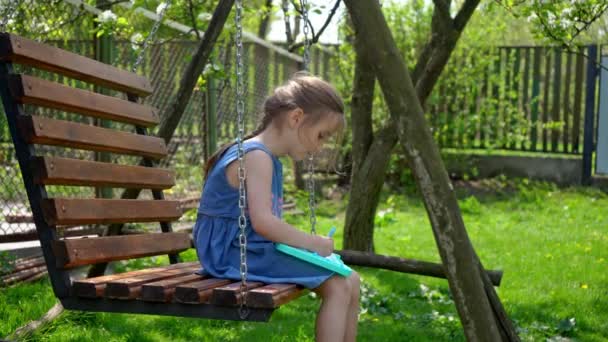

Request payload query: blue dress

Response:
[193,141,334,289]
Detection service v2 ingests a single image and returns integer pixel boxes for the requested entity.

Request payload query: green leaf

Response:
[116,17,128,26]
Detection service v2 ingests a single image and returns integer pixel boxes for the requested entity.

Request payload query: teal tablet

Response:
[275,243,353,277]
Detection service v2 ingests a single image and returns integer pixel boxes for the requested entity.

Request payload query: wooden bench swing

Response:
[0,28,305,321]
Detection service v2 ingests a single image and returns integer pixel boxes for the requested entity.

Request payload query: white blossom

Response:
[156,2,169,15]
[98,10,117,23]
[198,12,212,21]
[130,32,143,50]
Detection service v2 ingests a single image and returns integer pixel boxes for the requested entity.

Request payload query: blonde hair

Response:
[205,73,344,178]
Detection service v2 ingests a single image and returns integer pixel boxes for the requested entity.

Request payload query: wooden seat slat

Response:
[0,33,153,96]
[140,273,205,302]
[210,282,266,306]
[174,278,234,304]
[73,262,197,298]
[105,265,200,300]
[52,233,190,269]
[247,284,306,309]
[32,156,175,189]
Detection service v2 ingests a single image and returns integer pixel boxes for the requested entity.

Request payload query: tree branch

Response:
[8,302,64,340]
[257,0,273,38]
[288,0,341,51]
[101,0,131,8]
[431,0,451,24]
[415,0,480,104]
[291,0,316,38]
[453,0,480,31]
[282,0,294,44]
[187,0,201,39]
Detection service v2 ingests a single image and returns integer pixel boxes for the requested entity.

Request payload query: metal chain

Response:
[299,0,317,235]
[307,153,317,235]
[235,0,249,320]
[299,0,311,71]
[0,0,18,31]
[131,1,170,72]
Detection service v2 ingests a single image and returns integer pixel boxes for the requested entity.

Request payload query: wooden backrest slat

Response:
[31,156,175,189]
[0,33,153,96]
[51,233,191,269]
[9,74,159,127]
[41,198,182,226]
[18,115,168,159]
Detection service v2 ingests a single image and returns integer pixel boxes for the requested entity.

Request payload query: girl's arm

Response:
[235,150,333,256]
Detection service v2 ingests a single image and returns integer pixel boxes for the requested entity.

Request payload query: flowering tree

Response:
[498,0,608,47]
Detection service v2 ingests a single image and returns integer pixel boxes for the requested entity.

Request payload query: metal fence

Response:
[2,35,603,240]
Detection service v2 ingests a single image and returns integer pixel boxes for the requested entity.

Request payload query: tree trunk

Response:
[343,21,381,251]
[343,1,519,341]
[87,0,235,278]
[343,0,476,253]
[344,126,396,251]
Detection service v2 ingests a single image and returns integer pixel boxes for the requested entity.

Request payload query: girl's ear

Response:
[287,108,304,128]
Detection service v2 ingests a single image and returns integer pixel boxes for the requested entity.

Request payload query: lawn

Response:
[1,178,606,341]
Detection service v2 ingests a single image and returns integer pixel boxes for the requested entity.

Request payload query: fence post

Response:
[206,76,217,157]
[94,0,113,199]
[582,45,598,185]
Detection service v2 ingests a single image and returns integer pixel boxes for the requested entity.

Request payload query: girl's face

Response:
[287,110,343,161]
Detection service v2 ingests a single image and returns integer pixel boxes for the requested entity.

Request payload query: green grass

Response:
[1,179,607,341]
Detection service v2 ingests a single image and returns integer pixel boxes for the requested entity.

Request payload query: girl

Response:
[193,74,360,342]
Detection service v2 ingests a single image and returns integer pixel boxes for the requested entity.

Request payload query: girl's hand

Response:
[310,235,334,257]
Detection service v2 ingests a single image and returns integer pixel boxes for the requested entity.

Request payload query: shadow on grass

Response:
[14,268,471,341]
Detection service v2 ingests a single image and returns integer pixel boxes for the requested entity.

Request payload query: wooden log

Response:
[7,302,64,341]
[9,256,45,274]
[336,250,503,286]
[0,265,47,286]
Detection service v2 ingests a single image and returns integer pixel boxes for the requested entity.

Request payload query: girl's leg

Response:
[343,271,361,342]
[314,275,352,342]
